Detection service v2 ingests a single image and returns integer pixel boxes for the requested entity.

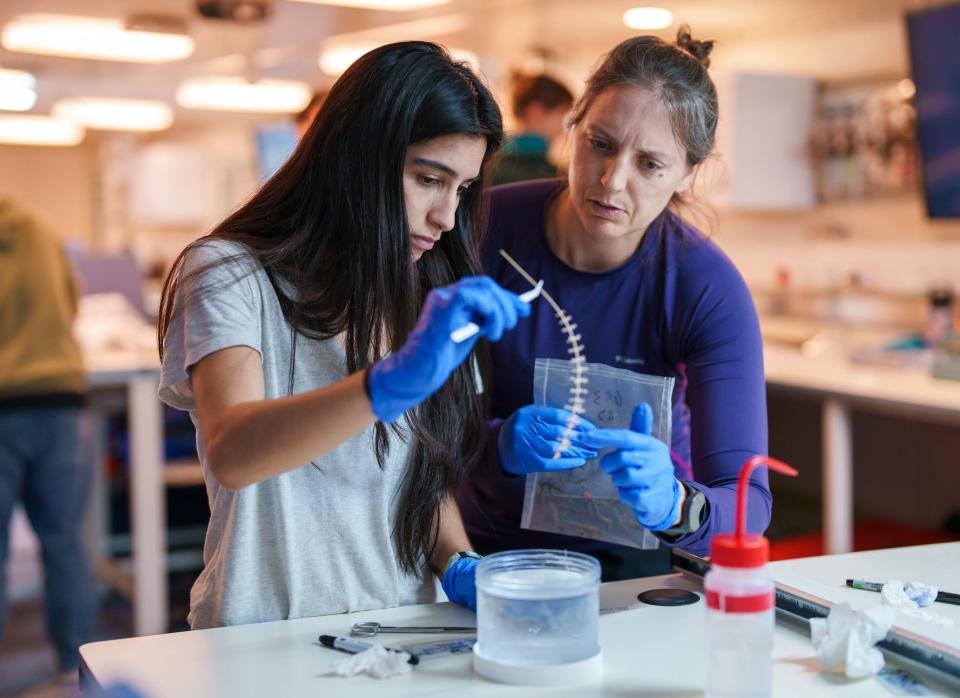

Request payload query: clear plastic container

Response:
[475,549,600,666]
[705,564,775,698]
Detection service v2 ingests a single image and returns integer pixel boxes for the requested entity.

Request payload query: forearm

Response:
[669,479,772,557]
[484,418,511,477]
[431,494,473,578]
[206,371,375,489]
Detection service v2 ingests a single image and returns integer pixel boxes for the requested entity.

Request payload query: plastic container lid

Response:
[709,456,797,569]
[711,532,769,568]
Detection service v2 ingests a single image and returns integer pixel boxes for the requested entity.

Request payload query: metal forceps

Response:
[350,622,476,637]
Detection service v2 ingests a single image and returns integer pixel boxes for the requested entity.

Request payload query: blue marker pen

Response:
[318,634,419,665]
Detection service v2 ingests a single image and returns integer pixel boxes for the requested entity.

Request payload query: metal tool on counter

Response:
[350,621,476,637]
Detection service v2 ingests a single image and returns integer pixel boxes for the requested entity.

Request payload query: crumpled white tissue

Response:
[882,580,955,627]
[903,580,938,607]
[810,602,895,679]
[327,645,413,679]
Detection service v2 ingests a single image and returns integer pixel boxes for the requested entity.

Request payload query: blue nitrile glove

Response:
[368,276,530,423]
[441,556,479,611]
[580,403,683,532]
[498,405,599,474]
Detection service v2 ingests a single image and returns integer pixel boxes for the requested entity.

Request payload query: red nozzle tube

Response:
[735,455,798,543]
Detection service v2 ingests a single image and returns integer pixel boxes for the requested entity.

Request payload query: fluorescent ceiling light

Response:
[324,14,467,45]
[288,0,450,11]
[1,14,194,63]
[319,14,469,75]
[319,44,373,76]
[0,68,37,111]
[0,114,84,146]
[320,43,476,76]
[53,97,174,132]
[176,77,312,113]
[623,7,674,30]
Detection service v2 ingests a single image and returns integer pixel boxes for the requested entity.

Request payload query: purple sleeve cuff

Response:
[482,418,520,479]
[655,478,772,557]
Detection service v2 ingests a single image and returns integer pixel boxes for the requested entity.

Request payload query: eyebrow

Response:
[411,157,480,183]
[589,125,671,161]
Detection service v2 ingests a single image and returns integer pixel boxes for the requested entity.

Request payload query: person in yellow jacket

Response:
[0,197,94,679]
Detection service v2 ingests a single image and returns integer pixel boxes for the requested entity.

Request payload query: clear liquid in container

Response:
[475,552,600,666]
[705,609,774,698]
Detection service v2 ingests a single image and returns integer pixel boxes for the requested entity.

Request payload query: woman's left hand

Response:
[441,556,479,612]
[580,403,683,532]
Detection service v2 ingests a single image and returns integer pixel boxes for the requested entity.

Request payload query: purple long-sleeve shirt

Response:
[455,180,771,557]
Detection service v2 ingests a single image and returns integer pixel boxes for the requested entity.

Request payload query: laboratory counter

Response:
[80,542,960,697]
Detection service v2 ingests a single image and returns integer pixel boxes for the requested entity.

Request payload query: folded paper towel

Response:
[326,645,414,679]
[810,602,895,679]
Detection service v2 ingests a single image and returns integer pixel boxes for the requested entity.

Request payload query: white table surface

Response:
[80,543,960,698]
[763,342,960,556]
[764,343,960,418]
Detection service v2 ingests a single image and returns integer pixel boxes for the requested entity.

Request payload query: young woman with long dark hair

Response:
[158,42,527,628]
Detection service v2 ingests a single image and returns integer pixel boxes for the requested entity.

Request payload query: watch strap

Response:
[443,550,482,577]
[659,482,707,538]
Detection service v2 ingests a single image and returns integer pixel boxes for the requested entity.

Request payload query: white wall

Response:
[0,140,98,244]
[704,16,960,298]
[713,16,910,82]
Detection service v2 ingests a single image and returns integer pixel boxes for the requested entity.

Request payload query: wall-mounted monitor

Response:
[907,3,960,218]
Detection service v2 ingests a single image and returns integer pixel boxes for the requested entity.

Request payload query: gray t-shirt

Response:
[159,240,434,629]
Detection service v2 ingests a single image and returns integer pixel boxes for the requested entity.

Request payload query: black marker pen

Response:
[318,634,419,665]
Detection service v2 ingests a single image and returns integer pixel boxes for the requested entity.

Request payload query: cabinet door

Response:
[720,72,817,210]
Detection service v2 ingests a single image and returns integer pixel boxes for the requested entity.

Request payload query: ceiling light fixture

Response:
[319,44,374,76]
[288,0,450,11]
[176,77,312,113]
[320,43,476,76]
[0,114,84,146]
[0,68,37,111]
[318,14,468,75]
[52,97,174,132]
[623,7,674,30]
[1,14,194,63]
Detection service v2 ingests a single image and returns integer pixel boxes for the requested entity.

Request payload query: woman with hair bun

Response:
[457,27,771,580]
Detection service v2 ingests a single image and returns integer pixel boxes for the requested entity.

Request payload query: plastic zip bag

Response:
[520,358,675,549]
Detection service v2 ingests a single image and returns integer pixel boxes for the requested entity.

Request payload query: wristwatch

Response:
[658,482,707,538]
[443,550,482,577]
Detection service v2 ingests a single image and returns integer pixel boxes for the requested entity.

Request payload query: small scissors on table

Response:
[350,622,476,637]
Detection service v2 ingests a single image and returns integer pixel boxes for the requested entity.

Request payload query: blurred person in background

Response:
[0,198,94,680]
[458,28,771,581]
[491,72,574,184]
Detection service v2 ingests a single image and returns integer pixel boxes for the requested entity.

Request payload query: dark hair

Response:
[511,72,574,120]
[569,25,717,168]
[159,41,504,574]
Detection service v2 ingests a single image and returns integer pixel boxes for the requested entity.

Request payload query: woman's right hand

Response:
[367,276,530,423]
[498,405,598,474]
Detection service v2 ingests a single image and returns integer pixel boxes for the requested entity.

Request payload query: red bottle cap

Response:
[709,456,797,569]
[711,533,769,568]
